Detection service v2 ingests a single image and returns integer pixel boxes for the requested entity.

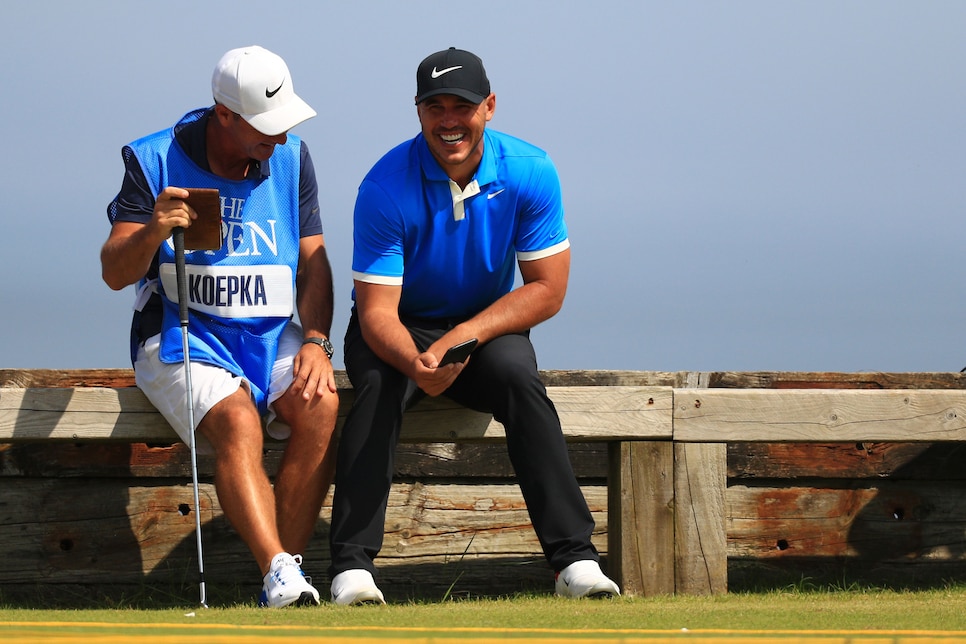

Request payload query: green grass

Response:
[3,587,966,633]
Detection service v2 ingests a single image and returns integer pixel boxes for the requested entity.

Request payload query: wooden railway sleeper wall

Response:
[2,369,966,606]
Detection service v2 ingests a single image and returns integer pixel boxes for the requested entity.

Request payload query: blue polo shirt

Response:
[352,129,569,319]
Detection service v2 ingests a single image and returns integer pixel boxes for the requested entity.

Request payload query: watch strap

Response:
[301,336,334,359]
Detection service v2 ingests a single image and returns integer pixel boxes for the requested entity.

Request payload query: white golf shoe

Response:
[258,553,321,608]
[554,560,621,598]
[331,569,386,605]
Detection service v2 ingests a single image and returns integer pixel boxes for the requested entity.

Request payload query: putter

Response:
[173,227,208,608]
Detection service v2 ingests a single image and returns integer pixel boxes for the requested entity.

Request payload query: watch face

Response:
[304,337,334,358]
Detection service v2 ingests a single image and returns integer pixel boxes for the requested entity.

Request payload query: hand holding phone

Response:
[438,338,478,367]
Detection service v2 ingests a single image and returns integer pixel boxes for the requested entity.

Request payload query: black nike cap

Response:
[415,47,491,105]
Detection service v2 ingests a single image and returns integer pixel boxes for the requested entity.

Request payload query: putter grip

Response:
[173,227,190,326]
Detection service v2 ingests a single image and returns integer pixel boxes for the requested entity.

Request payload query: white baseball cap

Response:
[211,46,316,136]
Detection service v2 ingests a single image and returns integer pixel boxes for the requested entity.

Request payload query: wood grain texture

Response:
[608,441,674,596]
[0,478,606,600]
[0,385,672,443]
[674,389,966,442]
[674,442,728,594]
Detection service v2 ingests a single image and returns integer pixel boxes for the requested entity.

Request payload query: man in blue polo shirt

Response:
[329,47,620,604]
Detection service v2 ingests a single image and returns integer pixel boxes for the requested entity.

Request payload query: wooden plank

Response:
[15,439,966,484]
[0,387,177,442]
[0,441,610,480]
[707,371,966,390]
[6,368,966,390]
[608,441,674,597]
[0,478,606,599]
[727,442,966,480]
[0,385,673,443]
[674,389,966,442]
[378,483,608,561]
[727,482,966,561]
[0,368,684,389]
[673,442,727,595]
[0,369,139,388]
[400,386,672,442]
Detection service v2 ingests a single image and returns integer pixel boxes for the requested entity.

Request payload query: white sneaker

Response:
[554,560,621,598]
[331,569,386,605]
[258,553,321,608]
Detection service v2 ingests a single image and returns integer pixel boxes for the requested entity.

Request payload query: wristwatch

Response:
[302,336,334,359]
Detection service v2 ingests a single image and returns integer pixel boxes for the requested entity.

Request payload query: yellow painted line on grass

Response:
[3,622,966,643]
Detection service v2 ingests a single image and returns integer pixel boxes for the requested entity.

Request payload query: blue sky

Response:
[3,1,964,373]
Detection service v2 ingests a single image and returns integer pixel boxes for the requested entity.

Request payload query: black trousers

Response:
[328,311,599,579]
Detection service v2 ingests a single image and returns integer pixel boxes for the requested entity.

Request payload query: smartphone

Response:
[183,188,223,251]
[438,338,479,367]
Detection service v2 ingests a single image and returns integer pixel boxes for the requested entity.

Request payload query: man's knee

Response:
[478,337,541,388]
[275,386,340,422]
[199,389,263,445]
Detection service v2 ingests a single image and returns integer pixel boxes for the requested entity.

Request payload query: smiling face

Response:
[416,92,496,187]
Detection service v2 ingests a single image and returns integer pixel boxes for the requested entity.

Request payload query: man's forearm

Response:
[101,222,165,291]
[358,309,422,378]
[296,240,335,338]
[456,280,563,345]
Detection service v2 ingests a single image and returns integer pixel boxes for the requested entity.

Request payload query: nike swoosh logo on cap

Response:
[431,65,462,78]
[266,80,284,98]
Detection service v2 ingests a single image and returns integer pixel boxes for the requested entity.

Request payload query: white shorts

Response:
[134,322,303,453]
